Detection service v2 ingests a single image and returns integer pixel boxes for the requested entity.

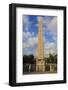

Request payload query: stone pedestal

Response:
[36,59,45,72]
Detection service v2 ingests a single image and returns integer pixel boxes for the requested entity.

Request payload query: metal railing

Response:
[23,63,57,74]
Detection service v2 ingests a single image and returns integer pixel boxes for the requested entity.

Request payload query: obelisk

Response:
[36,16,45,72]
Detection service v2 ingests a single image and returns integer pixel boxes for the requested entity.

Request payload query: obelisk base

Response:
[36,59,45,72]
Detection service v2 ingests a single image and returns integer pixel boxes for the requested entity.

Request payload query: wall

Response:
[0,0,68,90]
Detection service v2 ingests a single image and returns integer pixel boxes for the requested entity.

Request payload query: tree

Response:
[28,55,34,64]
[44,54,57,64]
[49,54,54,63]
[53,54,57,64]
[23,55,35,73]
[23,54,34,64]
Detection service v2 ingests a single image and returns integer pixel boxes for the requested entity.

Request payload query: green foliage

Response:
[23,54,34,64]
[23,54,57,64]
[45,54,57,64]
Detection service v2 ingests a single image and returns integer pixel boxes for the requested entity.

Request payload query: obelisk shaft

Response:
[36,16,45,72]
[38,17,44,60]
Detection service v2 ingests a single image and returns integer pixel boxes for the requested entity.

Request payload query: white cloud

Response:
[48,17,57,36]
[43,17,57,37]
[44,41,57,57]
[23,15,32,31]
[23,31,38,49]
[31,32,35,36]
[23,31,32,40]
[23,35,38,56]
[23,16,29,31]
[43,17,50,26]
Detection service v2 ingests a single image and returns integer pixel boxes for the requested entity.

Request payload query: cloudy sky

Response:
[23,15,57,57]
